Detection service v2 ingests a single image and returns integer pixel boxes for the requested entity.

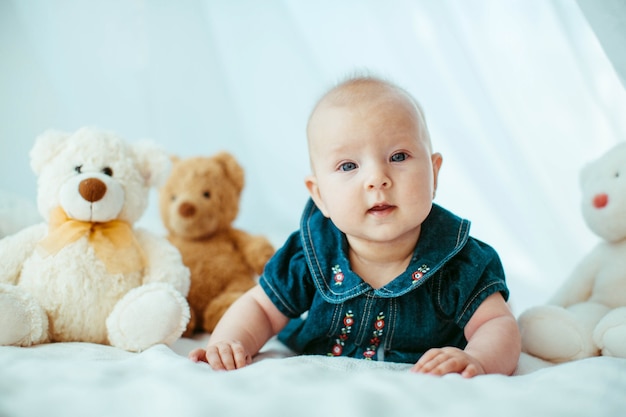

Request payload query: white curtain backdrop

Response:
[1,0,625,314]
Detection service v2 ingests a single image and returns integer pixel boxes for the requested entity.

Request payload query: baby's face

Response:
[306,91,442,248]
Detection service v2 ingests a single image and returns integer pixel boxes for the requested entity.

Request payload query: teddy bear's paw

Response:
[0,285,48,346]
[593,307,626,358]
[245,237,275,274]
[519,305,597,362]
[202,291,248,333]
[106,283,190,352]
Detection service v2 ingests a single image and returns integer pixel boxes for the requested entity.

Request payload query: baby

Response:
[190,76,521,377]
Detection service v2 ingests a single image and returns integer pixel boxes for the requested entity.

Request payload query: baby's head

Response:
[305,76,442,246]
[306,76,433,157]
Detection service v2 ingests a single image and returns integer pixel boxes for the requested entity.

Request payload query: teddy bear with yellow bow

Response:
[0,127,191,352]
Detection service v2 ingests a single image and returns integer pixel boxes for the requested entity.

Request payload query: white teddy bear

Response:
[518,142,626,363]
[0,127,191,352]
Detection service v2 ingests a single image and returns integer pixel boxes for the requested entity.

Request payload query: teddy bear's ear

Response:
[131,140,172,188]
[215,152,244,192]
[29,129,71,175]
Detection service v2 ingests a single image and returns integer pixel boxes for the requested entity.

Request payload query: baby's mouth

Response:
[368,204,395,215]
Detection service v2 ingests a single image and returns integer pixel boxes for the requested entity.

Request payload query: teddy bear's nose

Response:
[178,202,196,218]
[79,178,107,203]
[593,193,609,209]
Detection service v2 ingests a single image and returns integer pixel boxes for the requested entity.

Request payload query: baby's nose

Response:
[368,179,390,189]
[366,169,391,189]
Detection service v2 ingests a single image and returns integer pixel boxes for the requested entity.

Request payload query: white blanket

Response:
[1,336,625,417]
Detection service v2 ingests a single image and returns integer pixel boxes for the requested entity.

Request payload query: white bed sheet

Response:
[1,335,624,417]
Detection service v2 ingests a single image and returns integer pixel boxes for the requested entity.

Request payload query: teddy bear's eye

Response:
[102,167,113,177]
[203,191,211,199]
[74,165,83,174]
[615,171,620,178]
[170,195,176,201]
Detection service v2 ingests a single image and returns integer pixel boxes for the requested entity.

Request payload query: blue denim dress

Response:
[259,199,509,364]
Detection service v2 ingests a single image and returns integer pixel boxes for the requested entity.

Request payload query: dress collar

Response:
[300,199,470,302]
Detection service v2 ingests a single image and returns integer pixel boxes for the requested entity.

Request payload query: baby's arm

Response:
[411,292,520,377]
[188,285,289,370]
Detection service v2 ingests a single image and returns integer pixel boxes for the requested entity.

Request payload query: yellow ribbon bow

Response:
[38,207,145,274]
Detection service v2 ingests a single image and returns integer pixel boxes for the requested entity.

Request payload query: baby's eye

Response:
[390,152,408,162]
[339,162,358,172]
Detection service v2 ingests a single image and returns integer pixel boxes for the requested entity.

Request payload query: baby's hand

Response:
[188,341,252,371]
[410,347,485,378]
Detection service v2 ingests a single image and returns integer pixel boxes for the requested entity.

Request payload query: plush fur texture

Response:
[159,152,274,335]
[0,128,191,352]
[519,142,626,362]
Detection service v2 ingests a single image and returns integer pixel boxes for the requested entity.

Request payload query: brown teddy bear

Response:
[159,152,274,335]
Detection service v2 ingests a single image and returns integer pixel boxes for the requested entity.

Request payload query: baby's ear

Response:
[305,175,330,218]
[431,152,443,198]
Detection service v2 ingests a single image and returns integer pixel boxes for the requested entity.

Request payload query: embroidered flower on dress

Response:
[332,264,344,285]
[411,264,430,284]
[328,311,387,360]
[363,312,385,360]
[330,344,343,356]
[329,310,353,356]
[374,318,384,330]
[363,349,376,359]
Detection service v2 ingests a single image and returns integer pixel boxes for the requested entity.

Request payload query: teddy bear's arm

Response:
[0,223,47,284]
[548,246,603,307]
[229,229,275,275]
[134,228,191,296]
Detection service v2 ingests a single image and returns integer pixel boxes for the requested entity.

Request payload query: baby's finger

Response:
[205,345,230,371]
[230,342,252,369]
[461,363,480,378]
[411,349,446,373]
[216,344,240,370]
[428,356,465,375]
[188,348,208,363]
